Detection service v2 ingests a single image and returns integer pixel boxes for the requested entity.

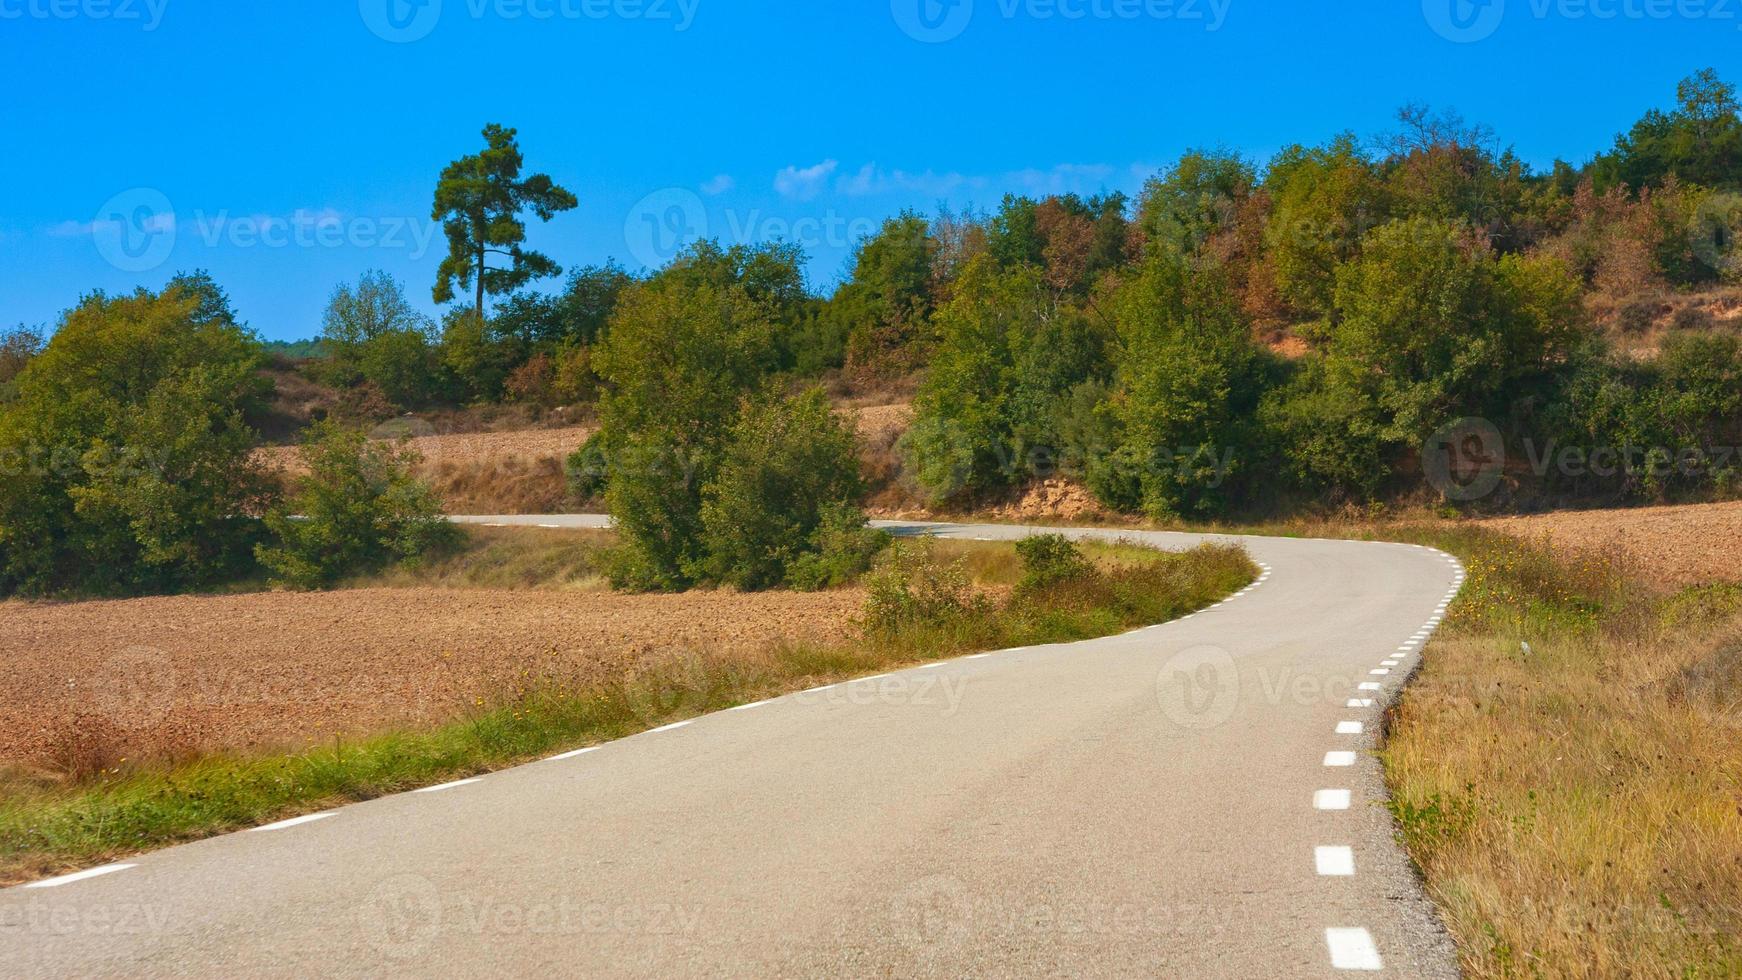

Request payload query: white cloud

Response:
[833,162,1126,200]
[700,174,735,196]
[773,160,838,201]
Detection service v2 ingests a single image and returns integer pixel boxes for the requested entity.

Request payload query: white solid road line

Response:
[1314,789,1352,810]
[1315,846,1356,876]
[24,864,137,889]
[647,720,694,734]
[547,746,602,759]
[1323,751,1357,767]
[249,813,334,833]
[414,778,482,794]
[1326,927,1385,971]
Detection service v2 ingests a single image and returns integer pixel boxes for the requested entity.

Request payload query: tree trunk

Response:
[474,245,486,322]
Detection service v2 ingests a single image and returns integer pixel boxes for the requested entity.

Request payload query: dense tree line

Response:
[6,71,1740,598]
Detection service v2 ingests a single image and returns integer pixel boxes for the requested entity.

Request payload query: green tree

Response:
[699,388,869,590]
[320,271,441,406]
[1263,135,1392,317]
[0,279,273,596]
[1595,69,1742,192]
[432,123,578,320]
[1095,255,1270,518]
[0,324,44,402]
[1137,150,1257,258]
[832,212,937,375]
[903,257,1107,505]
[1326,218,1582,443]
[591,260,779,589]
[257,421,456,589]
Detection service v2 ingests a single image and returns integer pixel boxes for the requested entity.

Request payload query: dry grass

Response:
[1380,525,1742,978]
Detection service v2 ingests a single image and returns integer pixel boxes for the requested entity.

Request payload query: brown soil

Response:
[0,587,862,771]
[1481,499,1742,588]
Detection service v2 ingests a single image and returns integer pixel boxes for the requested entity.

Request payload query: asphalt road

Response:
[3,519,1465,978]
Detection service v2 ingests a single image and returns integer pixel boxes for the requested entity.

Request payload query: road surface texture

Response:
[3,518,1465,978]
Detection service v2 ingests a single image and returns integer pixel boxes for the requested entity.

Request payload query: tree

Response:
[903,257,1108,505]
[1263,135,1392,317]
[590,260,779,589]
[0,324,44,400]
[1094,255,1270,518]
[1595,69,1742,192]
[257,421,456,589]
[699,388,869,590]
[1137,150,1257,259]
[432,124,578,320]
[492,262,636,351]
[833,212,938,376]
[1326,218,1582,443]
[0,279,273,596]
[319,271,439,404]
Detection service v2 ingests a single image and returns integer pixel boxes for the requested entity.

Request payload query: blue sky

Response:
[2,0,1736,340]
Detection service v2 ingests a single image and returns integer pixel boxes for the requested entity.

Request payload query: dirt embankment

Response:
[1482,499,1742,588]
[258,425,595,515]
[1,586,862,772]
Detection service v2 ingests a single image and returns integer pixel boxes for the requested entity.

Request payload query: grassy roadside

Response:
[0,536,1253,886]
[1371,524,1742,977]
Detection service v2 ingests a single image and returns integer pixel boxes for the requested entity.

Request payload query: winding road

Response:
[3,518,1465,978]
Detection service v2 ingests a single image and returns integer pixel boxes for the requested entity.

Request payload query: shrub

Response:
[785,503,892,591]
[862,537,989,636]
[698,389,869,590]
[1015,534,1094,591]
[256,421,458,589]
[1671,304,1714,332]
[1616,299,1659,334]
[0,279,274,596]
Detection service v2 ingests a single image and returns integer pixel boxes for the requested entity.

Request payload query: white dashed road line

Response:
[1314,789,1352,811]
[249,813,334,833]
[1315,846,1356,876]
[414,778,481,794]
[1326,927,1385,971]
[1323,751,1356,767]
[24,864,138,889]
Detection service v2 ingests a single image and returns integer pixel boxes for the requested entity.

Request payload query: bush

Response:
[1617,299,1659,334]
[862,537,989,636]
[699,389,870,590]
[0,278,274,596]
[256,421,458,589]
[1015,534,1093,592]
[1670,304,1714,332]
[785,503,892,591]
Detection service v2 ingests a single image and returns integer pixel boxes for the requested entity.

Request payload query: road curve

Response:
[3,518,1464,978]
